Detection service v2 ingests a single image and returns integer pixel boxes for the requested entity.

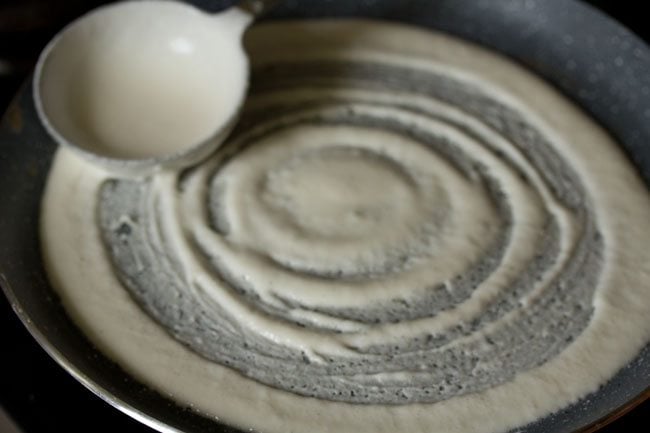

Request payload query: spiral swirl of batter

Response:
[98,56,603,404]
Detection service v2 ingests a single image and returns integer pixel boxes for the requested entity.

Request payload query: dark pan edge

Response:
[579,388,650,433]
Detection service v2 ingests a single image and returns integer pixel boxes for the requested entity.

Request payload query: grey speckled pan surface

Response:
[1,0,649,432]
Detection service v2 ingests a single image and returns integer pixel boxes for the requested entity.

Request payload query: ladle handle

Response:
[186,0,278,16]
[237,0,280,17]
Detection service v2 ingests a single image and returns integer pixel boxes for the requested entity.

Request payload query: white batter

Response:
[41,20,650,433]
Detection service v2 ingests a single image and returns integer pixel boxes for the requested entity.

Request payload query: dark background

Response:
[0,1,648,432]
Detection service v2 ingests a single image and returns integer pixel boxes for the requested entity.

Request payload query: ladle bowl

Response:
[34,0,261,176]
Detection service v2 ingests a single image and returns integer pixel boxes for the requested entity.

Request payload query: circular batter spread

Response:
[41,19,650,433]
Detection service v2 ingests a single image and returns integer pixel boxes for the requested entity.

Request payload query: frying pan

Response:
[1,0,649,432]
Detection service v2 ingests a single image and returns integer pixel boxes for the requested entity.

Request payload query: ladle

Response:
[34,0,276,176]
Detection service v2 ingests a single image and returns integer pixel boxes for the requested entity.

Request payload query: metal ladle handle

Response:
[187,0,279,16]
[237,0,280,17]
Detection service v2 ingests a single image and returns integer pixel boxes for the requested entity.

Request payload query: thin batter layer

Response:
[41,19,650,433]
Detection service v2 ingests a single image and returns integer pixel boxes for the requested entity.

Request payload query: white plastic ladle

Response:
[34,0,276,176]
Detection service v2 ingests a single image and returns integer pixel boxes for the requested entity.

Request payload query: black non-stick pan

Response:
[1,1,649,432]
